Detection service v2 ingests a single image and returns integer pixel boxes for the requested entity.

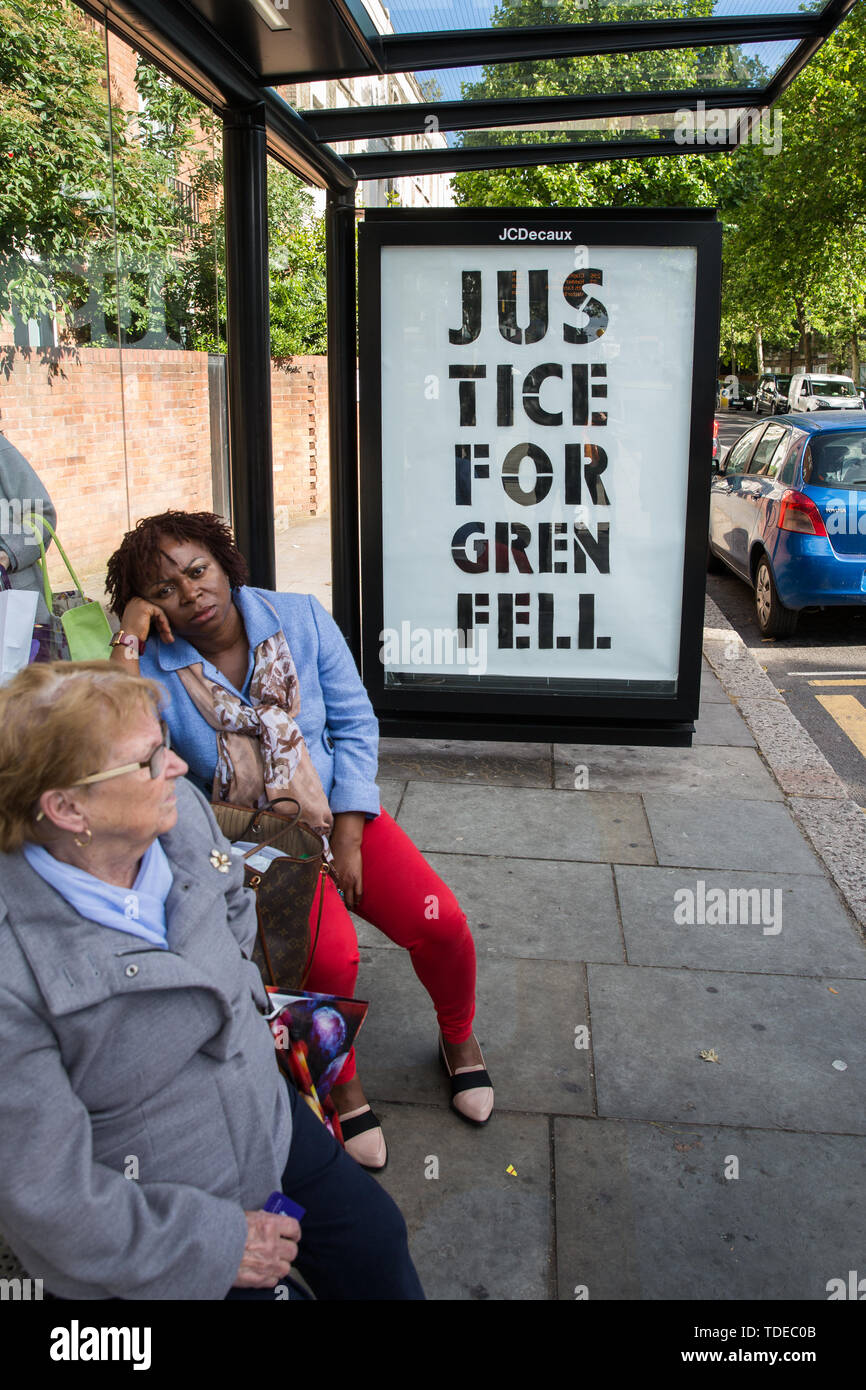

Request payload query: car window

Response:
[777,432,805,486]
[805,431,866,490]
[726,426,764,475]
[749,424,789,476]
[810,378,858,398]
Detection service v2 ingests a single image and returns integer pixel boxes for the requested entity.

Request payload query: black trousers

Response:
[225,1083,425,1301]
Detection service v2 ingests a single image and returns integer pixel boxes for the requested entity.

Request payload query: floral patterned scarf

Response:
[175,607,333,837]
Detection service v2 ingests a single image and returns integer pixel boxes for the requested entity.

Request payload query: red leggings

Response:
[303,808,477,1084]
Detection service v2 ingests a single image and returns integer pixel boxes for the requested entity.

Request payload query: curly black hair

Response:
[105,511,249,616]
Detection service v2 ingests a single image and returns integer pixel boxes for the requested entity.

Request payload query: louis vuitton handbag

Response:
[211,796,329,990]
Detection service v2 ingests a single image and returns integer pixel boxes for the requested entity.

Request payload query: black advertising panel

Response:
[358,208,721,745]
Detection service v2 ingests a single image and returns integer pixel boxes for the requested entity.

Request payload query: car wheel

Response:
[754,556,798,637]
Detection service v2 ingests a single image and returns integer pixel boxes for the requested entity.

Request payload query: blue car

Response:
[708,413,866,636]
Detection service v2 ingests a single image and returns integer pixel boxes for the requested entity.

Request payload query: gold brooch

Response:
[209,848,231,873]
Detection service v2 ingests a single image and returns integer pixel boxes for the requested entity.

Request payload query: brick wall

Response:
[272,358,330,526]
[105,29,139,111]
[0,348,330,593]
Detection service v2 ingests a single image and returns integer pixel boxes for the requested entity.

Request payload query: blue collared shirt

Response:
[139,587,381,816]
[22,839,173,948]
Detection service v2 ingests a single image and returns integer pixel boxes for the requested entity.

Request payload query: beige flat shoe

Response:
[339,1104,388,1170]
[439,1034,494,1126]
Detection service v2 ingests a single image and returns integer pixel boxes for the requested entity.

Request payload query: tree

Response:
[0,0,328,359]
[453,0,866,379]
[0,0,209,344]
[716,2,866,376]
[254,164,329,357]
[179,160,328,358]
[453,0,761,211]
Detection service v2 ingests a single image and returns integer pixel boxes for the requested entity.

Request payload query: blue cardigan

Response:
[139,586,381,817]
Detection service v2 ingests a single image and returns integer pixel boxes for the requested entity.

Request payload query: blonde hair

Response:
[0,661,165,853]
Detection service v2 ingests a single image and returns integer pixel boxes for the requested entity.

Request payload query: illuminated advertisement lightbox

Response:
[358,209,721,745]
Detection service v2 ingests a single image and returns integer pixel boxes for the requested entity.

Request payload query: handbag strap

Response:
[223,798,328,865]
[256,914,278,987]
[300,864,329,988]
[21,519,54,611]
[237,796,301,843]
[23,516,85,601]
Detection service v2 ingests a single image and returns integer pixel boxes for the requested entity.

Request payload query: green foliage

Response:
[0,0,115,325]
[268,169,327,358]
[0,0,328,358]
[718,2,866,373]
[179,159,327,357]
[453,1,742,217]
[453,0,866,376]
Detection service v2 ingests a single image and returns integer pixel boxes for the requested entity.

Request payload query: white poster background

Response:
[379,242,697,684]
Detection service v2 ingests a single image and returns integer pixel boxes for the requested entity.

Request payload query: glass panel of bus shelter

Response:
[383,39,798,104]
[109,47,228,547]
[366,0,826,32]
[330,107,768,157]
[267,154,329,550]
[0,3,128,603]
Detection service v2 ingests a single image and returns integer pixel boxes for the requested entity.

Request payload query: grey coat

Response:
[0,433,57,624]
[0,778,292,1299]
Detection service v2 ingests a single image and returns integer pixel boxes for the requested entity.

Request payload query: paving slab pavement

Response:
[553,1119,866,1301]
[272,522,866,1302]
[553,743,781,799]
[588,963,866,1132]
[356,947,593,1117]
[614,866,866,976]
[371,1103,552,1301]
[397,781,657,864]
[350,595,866,1300]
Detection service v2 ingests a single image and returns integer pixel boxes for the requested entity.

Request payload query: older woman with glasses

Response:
[0,661,423,1301]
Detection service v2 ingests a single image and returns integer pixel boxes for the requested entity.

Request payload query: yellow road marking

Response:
[816,694,866,760]
[809,679,866,687]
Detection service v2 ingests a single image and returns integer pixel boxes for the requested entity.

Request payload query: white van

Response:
[787,373,864,412]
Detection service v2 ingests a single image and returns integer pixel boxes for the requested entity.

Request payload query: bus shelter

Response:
[71,0,858,741]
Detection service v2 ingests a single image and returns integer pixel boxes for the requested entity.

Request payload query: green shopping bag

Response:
[27,518,113,662]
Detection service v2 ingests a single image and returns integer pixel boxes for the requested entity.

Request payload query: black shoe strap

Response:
[339,1108,382,1141]
[450,1070,492,1094]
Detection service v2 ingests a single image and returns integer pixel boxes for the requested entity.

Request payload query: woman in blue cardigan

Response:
[106,512,493,1169]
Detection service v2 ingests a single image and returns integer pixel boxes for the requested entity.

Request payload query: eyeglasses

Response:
[33,723,173,825]
[71,721,173,787]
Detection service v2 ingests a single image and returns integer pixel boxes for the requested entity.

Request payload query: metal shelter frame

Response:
[73,0,860,662]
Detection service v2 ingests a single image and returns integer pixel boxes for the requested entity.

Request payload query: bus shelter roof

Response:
[78,0,859,187]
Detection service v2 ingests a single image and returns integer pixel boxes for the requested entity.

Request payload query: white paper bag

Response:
[0,587,38,686]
